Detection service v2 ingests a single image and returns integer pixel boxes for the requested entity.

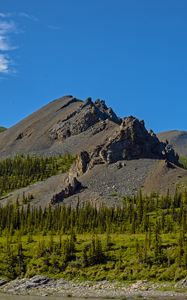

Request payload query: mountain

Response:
[0,95,179,162]
[0,95,187,207]
[158,130,187,158]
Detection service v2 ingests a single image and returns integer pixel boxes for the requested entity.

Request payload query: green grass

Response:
[0,232,186,282]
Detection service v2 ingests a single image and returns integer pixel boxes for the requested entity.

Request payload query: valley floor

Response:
[0,233,187,285]
[0,233,186,281]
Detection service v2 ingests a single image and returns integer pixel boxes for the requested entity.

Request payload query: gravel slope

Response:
[2,159,187,207]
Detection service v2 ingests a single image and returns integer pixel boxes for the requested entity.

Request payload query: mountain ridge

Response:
[0,95,179,165]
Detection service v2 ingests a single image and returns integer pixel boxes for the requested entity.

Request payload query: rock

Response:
[49,98,121,141]
[87,116,179,166]
[51,176,82,204]
[165,160,176,169]
[116,162,123,169]
[175,278,187,288]
[92,120,107,135]
[82,97,94,107]
[29,276,50,285]
[106,149,113,164]
[69,151,90,177]
[130,280,148,291]
[51,151,91,204]
[0,279,7,286]
[16,132,24,140]
[163,143,179,164]
[23,276,52,289]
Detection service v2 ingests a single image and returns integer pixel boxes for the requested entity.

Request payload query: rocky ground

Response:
[2,157,187,208]
[1,276,187,299]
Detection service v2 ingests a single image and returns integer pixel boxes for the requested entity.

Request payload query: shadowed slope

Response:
[158,130,187,157]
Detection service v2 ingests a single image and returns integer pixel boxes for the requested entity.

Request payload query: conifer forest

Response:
[0,155,186,281]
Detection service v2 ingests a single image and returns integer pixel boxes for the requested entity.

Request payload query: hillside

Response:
[158,130,187,157]
[1,96,187,286]
[0,95,186,207]
[0,96,179,163]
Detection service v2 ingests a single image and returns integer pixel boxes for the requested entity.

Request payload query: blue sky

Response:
[0,0,187,132]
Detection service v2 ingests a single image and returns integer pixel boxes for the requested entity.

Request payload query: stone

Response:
[49,99,121,141]
[87,116,179,166]
[0,279,7,286]
[51,176,82,204]
[69,151,90,177]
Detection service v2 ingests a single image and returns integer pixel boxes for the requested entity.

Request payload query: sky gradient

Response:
[0,0,187,132]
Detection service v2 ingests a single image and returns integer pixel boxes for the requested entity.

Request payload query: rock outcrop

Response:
[0,95,184,207]
[50,109,179,204]
[0,95,180,165]
[51,176,82,204]
[49,98,121,141]
[69,151,90,177]
[87,116,179,167]
[51,151,91,204]
[49,99,178,168]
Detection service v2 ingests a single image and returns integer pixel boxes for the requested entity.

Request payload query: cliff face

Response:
[88,116,178,165]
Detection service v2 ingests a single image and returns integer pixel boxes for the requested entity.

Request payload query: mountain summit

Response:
[0,95,179,165]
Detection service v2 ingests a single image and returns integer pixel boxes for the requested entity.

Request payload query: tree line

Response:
[0,190,186,235]
[0,154,75,197]
[0,190,187,280]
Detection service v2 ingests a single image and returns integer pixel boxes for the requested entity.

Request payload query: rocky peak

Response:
[81,97,94,108]
[49,97,179,166]
[95,99,108,110]
[49,97,121,141]
[87,116,179,166]
[95,99,121,124]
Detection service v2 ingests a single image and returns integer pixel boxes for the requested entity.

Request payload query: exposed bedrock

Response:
[49,98,121,141]
[88,116,179,166]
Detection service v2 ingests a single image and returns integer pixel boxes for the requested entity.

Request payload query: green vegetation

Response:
[0,190,187,281]
[0,127,6,133]
[179,156,187,170]
[0,154,187,282]
[0,154,75,197]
